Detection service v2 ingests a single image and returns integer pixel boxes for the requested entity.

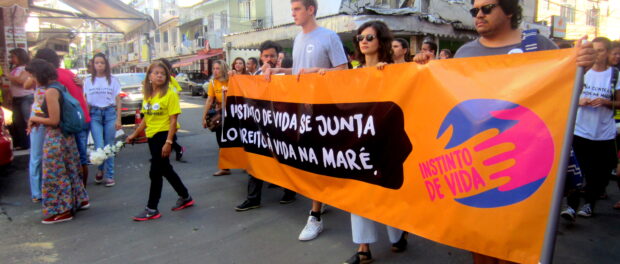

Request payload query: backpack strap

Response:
[521,29,540,53]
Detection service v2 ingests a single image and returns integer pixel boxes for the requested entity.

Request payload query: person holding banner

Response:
[234,41,298,211]
[203,60,232,176]
[341,20,407,264]
[562,37,620,219]
[127,61,194,221]
[263,0,349,242]
[414,0,595,263]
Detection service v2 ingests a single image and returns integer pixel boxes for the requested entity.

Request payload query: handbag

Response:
[205,80,222,131]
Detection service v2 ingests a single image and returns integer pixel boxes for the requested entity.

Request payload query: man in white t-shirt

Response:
[264,0,348,242]
[562,37,620,220]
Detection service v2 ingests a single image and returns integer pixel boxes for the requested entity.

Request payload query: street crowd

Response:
[2,0,620,263]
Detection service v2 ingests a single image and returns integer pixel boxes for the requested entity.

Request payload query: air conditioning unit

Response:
[251,19,264,30]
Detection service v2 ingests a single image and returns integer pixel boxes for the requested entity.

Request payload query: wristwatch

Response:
[165,139,173,145]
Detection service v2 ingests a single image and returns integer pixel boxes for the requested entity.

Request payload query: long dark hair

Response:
[393,38,411,62]
[233,57,248,75]
[9,48,30,67]
[354,21,394,66]
[143,61,171,100]
[90,53,112,85]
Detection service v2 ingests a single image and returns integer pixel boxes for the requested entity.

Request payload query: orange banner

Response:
[220,49,577,263]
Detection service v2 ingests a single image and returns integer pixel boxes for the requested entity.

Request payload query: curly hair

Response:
[354,20,394,66]
[25,59,58,86]
[9,48,30,66]
[34,48,61,69]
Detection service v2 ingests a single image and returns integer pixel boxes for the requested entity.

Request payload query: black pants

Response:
[567,135,617,210]
[247,175,295,203]
[147,132,190,210]
[10,95,33,149]
[172,135,182,153]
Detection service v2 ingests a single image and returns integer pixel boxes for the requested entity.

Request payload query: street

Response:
[0,93,619,264]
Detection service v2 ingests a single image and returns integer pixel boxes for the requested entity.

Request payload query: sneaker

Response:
[78,201,91,210]
[95,171,103,184]
[235,200,260,211]
[560,207,576,222]
[42,212,73,224]
[299,215,323,241]
[279,193,297,204]
[104,179,115,187]
[391,232,408,252]
[577,204,592,217]
[343,251,373,264]
[133,207,161,221]
[176,146,185,161]
[172,196,194,211]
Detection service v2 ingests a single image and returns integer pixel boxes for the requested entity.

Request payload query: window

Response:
[163,31,169,51]
[239,0,256,21]
[586,8,598,27]
[171,28,178,47]
[221,10,228,33]
[208,14,215,31]
[560,0,575,23]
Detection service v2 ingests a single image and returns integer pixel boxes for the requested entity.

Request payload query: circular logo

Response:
[437,99,554,208]
[306,44,315,54]
[508,48,524,54]
[152,103,160,110]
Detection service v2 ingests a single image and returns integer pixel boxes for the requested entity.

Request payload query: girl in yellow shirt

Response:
[202,60,231,176]
[127,61,194,221]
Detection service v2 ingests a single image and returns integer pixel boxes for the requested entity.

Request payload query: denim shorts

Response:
[74,123,90,165]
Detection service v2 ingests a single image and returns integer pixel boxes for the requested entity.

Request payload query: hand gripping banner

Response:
[219,49,577,263]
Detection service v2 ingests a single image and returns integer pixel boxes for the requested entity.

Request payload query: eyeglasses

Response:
[356,34,376,42]
[469,4,498,17]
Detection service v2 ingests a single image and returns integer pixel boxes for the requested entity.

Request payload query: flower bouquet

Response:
[89,141,125,166]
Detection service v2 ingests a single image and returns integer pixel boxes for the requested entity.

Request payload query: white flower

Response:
[89,150,107,166]
[115,141,124,149]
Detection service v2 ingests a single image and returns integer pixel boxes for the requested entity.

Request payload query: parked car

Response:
[0,106,13,166]
[115,73,146,121]
[176,71,208,96]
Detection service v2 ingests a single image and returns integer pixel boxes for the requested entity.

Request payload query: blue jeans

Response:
[90,107,116,179]
[28,125,45,199]
[74,123,90,165]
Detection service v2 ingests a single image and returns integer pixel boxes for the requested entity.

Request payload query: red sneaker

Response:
[42,212,73,224]
[78,201,90,210]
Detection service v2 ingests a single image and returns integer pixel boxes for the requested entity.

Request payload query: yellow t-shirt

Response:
[170,76,182,93]
[142,90,182,138]
[207,79,228,104]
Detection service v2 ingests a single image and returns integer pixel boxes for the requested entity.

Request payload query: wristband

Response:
[165,140,173,145]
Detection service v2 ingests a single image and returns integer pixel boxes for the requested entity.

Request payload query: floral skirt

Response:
[41,127,89,216]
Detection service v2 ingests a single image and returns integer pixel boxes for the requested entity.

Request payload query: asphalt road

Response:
[0,93,619,264]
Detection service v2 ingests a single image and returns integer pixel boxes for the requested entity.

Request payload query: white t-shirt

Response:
[84,76,121,107]
[574,67,620,140]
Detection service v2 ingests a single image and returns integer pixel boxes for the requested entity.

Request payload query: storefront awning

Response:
[57,0,152,34]
[172,49,223,68]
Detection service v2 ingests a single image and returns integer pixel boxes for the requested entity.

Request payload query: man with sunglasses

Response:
[264,0,348,242]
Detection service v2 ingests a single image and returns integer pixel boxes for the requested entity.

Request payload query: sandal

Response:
[344,250,373,264]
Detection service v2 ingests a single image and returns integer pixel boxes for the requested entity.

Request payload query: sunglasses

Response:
[356,34,376,42]
[469,4,498,17]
